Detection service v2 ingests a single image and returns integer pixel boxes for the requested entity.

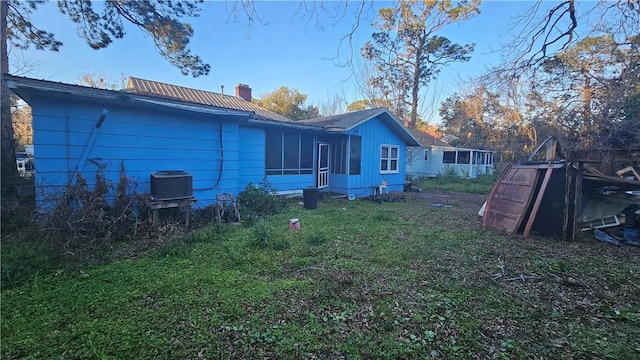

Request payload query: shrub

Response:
[238,178,287,221]
[41,162,145,261]
[441,166,460,178]
[251,220,290,250]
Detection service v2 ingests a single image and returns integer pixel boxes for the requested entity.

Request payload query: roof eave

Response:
[246,117,324,131]
[6,74,252,118]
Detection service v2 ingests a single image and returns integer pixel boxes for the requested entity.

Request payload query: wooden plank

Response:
[572,163,583,241]
[523,167,554,237]
[563,163,572,241]
[616,166,640,181]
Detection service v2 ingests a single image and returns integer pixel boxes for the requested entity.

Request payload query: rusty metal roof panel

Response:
[126,77,293,122]
[483,164,540,233]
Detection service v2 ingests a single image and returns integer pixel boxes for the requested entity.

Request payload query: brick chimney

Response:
[235,83,252,101]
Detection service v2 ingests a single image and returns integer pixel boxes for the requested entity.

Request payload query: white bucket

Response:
[289,218,300,230]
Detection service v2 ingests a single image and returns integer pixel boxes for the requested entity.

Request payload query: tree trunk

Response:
[409,45,422,128]
[582,73,593,148]
[1,0,19,197]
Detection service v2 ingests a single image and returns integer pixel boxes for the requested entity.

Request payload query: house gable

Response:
[299,108,420,147]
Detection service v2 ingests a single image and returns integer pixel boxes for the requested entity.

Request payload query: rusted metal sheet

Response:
[484,138,640,241]
[483,164,540,233]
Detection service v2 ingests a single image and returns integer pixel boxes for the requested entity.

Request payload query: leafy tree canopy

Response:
[254,86,320,120]
[362,0,479,128]
[6,0,210,77]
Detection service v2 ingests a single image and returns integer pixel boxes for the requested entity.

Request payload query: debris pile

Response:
[482,137,640,242]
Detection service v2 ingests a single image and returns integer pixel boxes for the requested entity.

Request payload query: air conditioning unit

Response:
[150,171,193,200]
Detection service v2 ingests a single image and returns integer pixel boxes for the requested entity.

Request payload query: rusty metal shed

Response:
[483,137,640,240]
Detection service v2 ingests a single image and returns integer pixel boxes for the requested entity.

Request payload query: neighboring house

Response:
[406,129,494,179]
[6,75,420,209]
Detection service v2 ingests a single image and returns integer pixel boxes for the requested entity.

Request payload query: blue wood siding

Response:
[31,97,240,208]
[342,116,407,197]
[28,94,415,209]
[238,126,266,191]
[237,126,316,194]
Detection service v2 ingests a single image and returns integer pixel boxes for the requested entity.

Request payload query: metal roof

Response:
[5,74,252,118]
[6,75,421,145]
[126,77,292,122]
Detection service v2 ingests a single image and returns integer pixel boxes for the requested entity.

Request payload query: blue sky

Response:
[11,1,549,122]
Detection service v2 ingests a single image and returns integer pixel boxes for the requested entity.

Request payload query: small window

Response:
[443,151,456,164]
[265,129,283,175]
[300,134,314,174]
[424,150,429,161]
[331,136,347,174]
[380,144,399,174]
[283,131,300,172]
[457,151,470,164]
[349,135,361,175]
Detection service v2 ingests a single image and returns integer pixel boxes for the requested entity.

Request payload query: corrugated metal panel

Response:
[483,164,540,233]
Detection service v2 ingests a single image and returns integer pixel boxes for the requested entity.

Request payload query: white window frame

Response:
[380,144,399,174]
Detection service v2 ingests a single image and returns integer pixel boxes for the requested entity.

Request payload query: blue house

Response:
[7,75,420,209]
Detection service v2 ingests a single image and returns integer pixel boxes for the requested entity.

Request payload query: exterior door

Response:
[317,143,329,188]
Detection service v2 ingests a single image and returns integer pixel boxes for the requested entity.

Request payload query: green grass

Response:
[414,173,498,194]
[2,194,640,359]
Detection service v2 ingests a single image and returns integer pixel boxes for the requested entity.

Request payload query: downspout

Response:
[71,109,108,185]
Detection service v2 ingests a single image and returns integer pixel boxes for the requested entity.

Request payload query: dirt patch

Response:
[408,189,487,207]
[398,190,487,231]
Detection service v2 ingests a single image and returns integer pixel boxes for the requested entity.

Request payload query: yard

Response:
[2,182,639,359]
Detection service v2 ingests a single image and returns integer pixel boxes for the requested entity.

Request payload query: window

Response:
[265,129,283,174]
[331,135,361,175]
[443,150,476,164]
[283,131,299,174]
[380,145,399,173]
[424,150,429,161]
[349,136,361,175]
[331,136,347,174]
[443,151,456,164]
[265,130,314,175]
[457,151,470,164]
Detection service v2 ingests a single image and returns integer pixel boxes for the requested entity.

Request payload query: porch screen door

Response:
[317,143,329,188]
